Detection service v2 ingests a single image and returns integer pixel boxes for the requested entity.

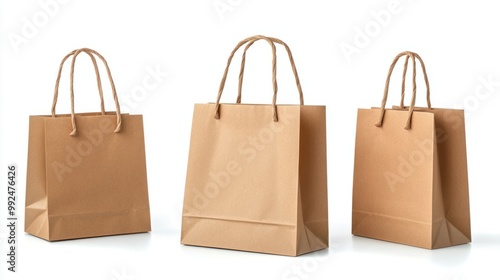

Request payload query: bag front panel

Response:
[352,109,437,248]
[182,103,302,255]
[42,113,150,240]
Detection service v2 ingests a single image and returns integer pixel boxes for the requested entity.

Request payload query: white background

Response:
[1,0,500,279]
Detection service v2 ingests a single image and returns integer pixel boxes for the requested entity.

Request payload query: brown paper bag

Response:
[352,51,471,249]
[25,48,151,241]
[181,35,328,256]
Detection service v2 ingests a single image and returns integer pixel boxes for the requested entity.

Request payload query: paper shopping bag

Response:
[181,35,329,256]
[25,48,151,241]
[352,51,471,249]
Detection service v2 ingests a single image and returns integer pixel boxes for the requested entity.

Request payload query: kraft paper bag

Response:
[25,48,151,241]
[352,51,471,249]
[181,35,329,256]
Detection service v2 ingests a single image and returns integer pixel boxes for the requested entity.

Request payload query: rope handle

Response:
[52,49,105,117]
[52,48,122,136]
[375,51,431,130]
[236,36,304,106]
[213,35,303,122]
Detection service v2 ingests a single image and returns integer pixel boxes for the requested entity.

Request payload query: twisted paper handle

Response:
[52,48,122,136]
[236,36,304,105]
[213,35,304,122]
[375,51,431,130]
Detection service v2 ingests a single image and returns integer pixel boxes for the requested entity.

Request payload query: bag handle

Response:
[213,35,276,121]
[397,52,431,110]
[70,48,121,135]
[213,35,303,122]
[52,48,122,136]
[375,51,431,130]
[236,36,304,106]
[52,49,105,117]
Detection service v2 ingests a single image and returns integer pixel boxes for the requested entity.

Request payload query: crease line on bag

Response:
[432,218,452,247]
[47,208,150,218]
[353,210,431,226]
[183,214,296,227]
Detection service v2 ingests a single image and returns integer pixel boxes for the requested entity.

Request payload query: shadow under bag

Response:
[25,48,151,241]
[352,51,471,249]
[181,35,329,256]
